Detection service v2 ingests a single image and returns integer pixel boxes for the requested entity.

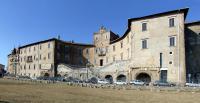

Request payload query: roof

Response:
[185,21,200,26]
[56,39,94,47]
[19,38,94,49]
[110,8,189,44]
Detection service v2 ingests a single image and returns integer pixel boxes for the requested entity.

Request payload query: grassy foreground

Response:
[0,79,199,103]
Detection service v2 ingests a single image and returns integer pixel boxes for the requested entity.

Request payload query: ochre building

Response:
[7,8,200,84]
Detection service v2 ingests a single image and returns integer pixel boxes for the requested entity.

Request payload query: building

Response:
[7,8,200,84]
[7,38,94,78]
[0,64,5,77]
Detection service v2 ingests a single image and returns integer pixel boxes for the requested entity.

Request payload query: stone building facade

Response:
[7,38,94,79]
[7,8,200,84]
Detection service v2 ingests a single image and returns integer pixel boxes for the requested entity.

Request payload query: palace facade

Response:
[7,8,200,84]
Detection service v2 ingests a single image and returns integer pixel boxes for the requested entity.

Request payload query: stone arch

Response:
[44,73,50,77]
[116,74,126,82]
[135,72,151,83]
[105,75,113,83]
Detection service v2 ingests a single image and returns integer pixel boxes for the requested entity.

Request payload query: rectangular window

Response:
[169,18,175,27]
[113,45,115,51]
[48,43,50,48]
[169,36,175,46]
[142,23,147,31]
[34,46,36,51]
[142,39,147,49]
[39,64,41,69]
[29,47,31,52]
[121,42,123,48]
[40,54,42,60]
[34,64,35,70]
[48,53,51,59]
[40,45,42,50]
[86,49,89,54]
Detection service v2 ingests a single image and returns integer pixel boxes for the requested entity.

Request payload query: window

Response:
[48,43,50,48]
[29,47,31,52]
[169,61,173,64]
[86,49,89,54]
[34,64,35,70]
[29,65,30,69]
[142,23,147,31]
[40,54,42,60]
[169,52,173,55]
[34,46,36,51]
[169,18,175,27]
[39,64,41,69]
[142,39,147,49]
[24,65,26,70]
[121,42,123,48]
[96,48,98,53]
[48,53,51,59]
[169,36,175,46]
[40,45,42,50]
[113,45,115,51]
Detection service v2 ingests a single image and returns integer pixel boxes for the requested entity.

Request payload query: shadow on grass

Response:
[0,101,10,103]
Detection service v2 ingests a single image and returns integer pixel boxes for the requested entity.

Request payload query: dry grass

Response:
[0,79,199,103]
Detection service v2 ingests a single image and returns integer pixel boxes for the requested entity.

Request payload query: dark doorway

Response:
[100,59,103,66]
[160,70,167,82]
[136,73,151,83]
[117,74,126,82]
[44,73,50,77]
[105,75,113,83]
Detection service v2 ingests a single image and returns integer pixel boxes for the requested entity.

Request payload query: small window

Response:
[40,54,42,60]
[113,45,115,51]
[169,18,175,27]
[169,61,173,64]
[48,53,51,59]
[29,47,31,52]
[142,39,147,49]
[169,52,173,55]
[142,23,147,31]
[169,36,175,46]
[29,65,30,69]
[34,46,36,51]
[48,43,50,48]
[121,42,123,48]
[86,49,89,54]
[40,45,42,50]
[39,64,41,69]
[34,64,35,70]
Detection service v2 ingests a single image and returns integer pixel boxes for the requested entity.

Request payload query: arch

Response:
[44,73,49,77]
[136,73,151,83]
[105,75,113,83]
[116,74,126,82]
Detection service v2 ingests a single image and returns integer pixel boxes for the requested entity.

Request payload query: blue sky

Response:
[0,0,200,68]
